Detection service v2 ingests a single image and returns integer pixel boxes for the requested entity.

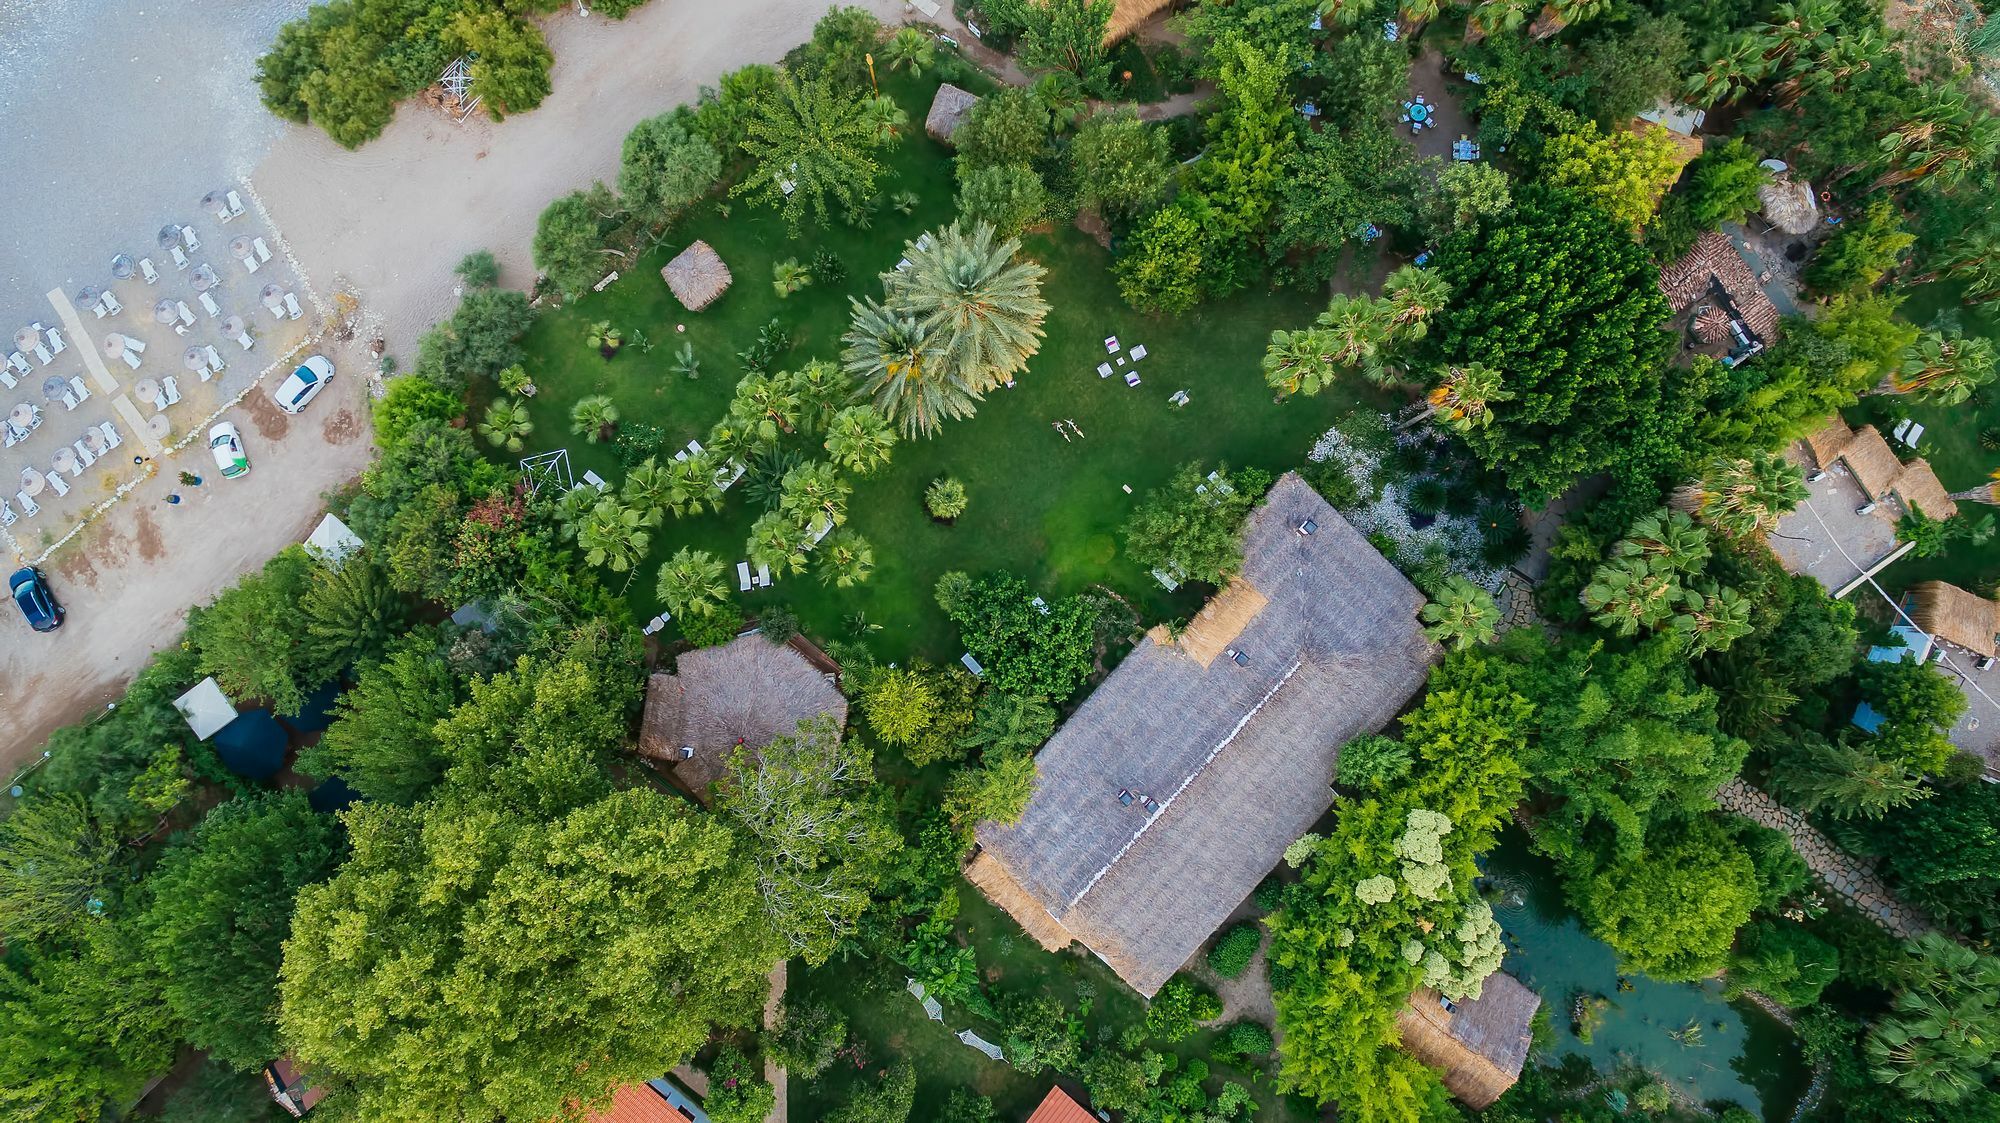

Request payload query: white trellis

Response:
[438,57,482,121]
[520,448,573,493]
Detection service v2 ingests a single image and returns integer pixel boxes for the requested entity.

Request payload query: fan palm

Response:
[1419,577,1501,651]
[1030,73,1087,133]
[778,459,851,527]
[477,399,533,452]
[1581,555,1682,636]
[1465,0,1531,41]
[1315,294,1393,385]
[859,95,908,146]
[1529,0,1608,39]
[671,340,701,379]
[655,547,730,619]
[1399,0,1442,37]
[301,553,409,671]
[1872,90,2000,192]
[1891,330,1997,404]
[823,405,897,475]
[790,359,849,435]
[843,296,978,437]
[1672,585,1754,655]
[1685,36,1775,106]
[747,509,813,576]
[772,258,813,298]
[729,371,805,441]
[1615,510,1711,573]
[1864,933,2000,1102]
[818,529,876,588]
[553,485,597,541]
[664,451,724,517]
[963,694,1057,754]
[1382,265,1452,342]
[883,26,935,74]
[570,395,619,443]
[1921,226,2000,304]
[621,458,674,526]
[577,497,649,575]
[1264,327,1339,398]
[881,221,1050,394]
[1425,363,1512,432]
[1672,453,1808,538]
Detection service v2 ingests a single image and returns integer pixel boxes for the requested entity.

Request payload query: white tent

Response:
[304,513,364,568]
[173,676,239,741]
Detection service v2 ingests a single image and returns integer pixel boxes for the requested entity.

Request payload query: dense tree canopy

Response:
[1122,463,1273,585]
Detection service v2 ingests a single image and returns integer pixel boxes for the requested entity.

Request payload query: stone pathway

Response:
[1716,778,1932,939]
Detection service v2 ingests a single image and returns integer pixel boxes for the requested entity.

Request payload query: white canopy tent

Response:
[173,676,239,741]
[304,513,364,568]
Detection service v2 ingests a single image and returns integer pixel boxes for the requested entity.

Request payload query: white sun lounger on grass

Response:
[582,469,608,491]
[737,562,753,591]
[756,562,772,587]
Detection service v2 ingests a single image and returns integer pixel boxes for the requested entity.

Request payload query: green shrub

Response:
[1216,1019,1274,1063]
[1207,923,1262,978]
[1252,874,1286,912]
[681,607,744,648]
[1336,733,1413,791]
[1146,976,1221,1043]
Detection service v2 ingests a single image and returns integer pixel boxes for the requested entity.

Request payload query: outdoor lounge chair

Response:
[283,292,304,320]
[15,491,37,517]
[139,257,159,284]
[0,499,13,526]
[582,469,608,491]
[181,225,201,251]
[198,292,221,318]
[6,351,28,375]
[73,441,95,467]
[69,375,89,403]
[234,327,254,350]
[100,290,123,315]
[204,345,225,372]
[687,439,704,455]
[32,342,52,365]
[162,376,181,406]
[252,237,273,263]
[60,387,80,410]
[737,561,753,591]
[1097,362,1113,378]
[757,562,772,587]
[47,328,65,355]
[225,190,246,218]
[1125,372,1141,387]
[47,473,69,497]
[1104,336,1119,353]
[1130,344,1148,361]
[240,251,261,273]
[169,245,190,270]
[98,421,120,449]
[0,369,14,391]
[116,348,141,370]
[176,301,196,327]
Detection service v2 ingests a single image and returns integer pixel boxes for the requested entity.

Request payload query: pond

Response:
[1482,828,1814,1120]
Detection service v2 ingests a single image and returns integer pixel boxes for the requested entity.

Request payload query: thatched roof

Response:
[1842,424,1905,500]
[1025,1085,1095,1123]
[973,474,1438,997]
[1895,458,1958,520]
[1803,415,1855,469]
[1760,172,1820,235]
[661,240,731,311]
[1164,577,1270,668]
[1911,581,2000,659]
[1107,0,1175,42]
[1658,231,1781,343]
[1397,976,1541,1109]
[638,633,847,799]
[925,83,981,145]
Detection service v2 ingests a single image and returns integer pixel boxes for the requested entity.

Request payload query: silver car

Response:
[273,354,333,414]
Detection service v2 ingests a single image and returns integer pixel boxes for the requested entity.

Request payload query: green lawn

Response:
[504,72,1382,663]
[1845,281,2000,596]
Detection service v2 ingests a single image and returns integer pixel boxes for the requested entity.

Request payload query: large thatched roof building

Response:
[925,83,981,145]
[1910,580,2000,660]
[1803,416,1958,519]
[661,240,731,311]
[638,633,847,799]
[969,474,1438,996]
[1397,977,1542,1109]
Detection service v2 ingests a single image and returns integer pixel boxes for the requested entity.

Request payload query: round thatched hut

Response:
[1758,173,1819,235]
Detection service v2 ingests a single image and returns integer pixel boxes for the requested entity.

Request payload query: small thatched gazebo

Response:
[1759,172,1820,236]
[1910,581,2000,659]
[1800,416,1958,520]
[1895,459,1958,520]
[1397,977,1542,1109]
[661,240,731,312]
[925,83,981,145]
[638,632,847,800]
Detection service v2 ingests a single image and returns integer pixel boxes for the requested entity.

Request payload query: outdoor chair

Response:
[0,368,15,391]
[69,376,89,403]
[1125,372,1142,387]
[198,292,221,318]
[181,226,201,251]
[163,376,181,406]
[252,237,273,263]
[1130,344,1148,361]
[1097,362,1113,378]
[47,473,69,497]
[283,293,304,320]
[225,190,246,218]
[60,387,79,410]
[0,499,13,526]
[14,491,36,517]
[240,250,261,273]
[48,328,65,355]
[169,245,190,270]
[99,291,122,315]
[73,441,95,467]
[98,421,120,449]
[139,258,160,283]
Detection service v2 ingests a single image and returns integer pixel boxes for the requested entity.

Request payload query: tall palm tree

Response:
[1865,933,2000,1103]
[1915,225,2000,303]
[881,221,1050,394]
[1398,0,1441,36]
[1671,453,1808,538]
[1529,0,1608,39]
[843,296,979,437]
[477,399,533,452]
[1263,327,1341,398]
[656,547,730,620]
[664,452,724,518]
[1672,585,1754,655]
[1382,265,1452,342]
[818,530,875,588]
[1465,0,1530,42]
[1419,577,1501,651]
[772,258,813,298]
[1889,330,1997,404]
[1872,91,2000,192]
[1615,510,1711,573]
[621,458,674,527]
[823,405,897,475]
[729,371,804,442]
[1685,35,1774,105]
[778,460,851,528]
[883,26,935,74]
[570,395,619,443]
[747,509,813,576]
[1315,294,1393,385]
[577,497,649,576]
[790,359,849,435]
[1423,363,1512,432]
[1581,555,1681,636]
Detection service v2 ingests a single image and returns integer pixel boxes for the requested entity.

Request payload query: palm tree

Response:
[778,460,851,527]
[665,451,724,518]
[729,371,804,442]
[621,458,674,527]
[1423,363,1512,432]
[1890,330,1996,404]
[733,73,888,232]
[1915,225,2000,304]
[1672,585,1754,655]
[570,395,619,443]
[747,509,813,576]
[1319,0,1384,29]
[1671,453,1808,538]
[881,222,1050,394]
[1315,294,1394,385]
[925,476,970,520]
[1398,0,1442,38]
[1382,266,1452,342]
[790,359,848,435]
[818,529,875,588]
[671,340,701,379]
[823,405,897,475]
[1263,327,1341,398]
[1865,933,2000,1104]
[477,399,533,452]
[1465,0,1531,42]
[1872,90,2000,193]
[883,26,935,74]
[1419,577,1501,651]
[963,693,1057,754]
[577,497,649,577]
[1529,0,1609,39]
[554,485,597,541]
[843,296,978,437]
[1581,556,1681,636]
[1030,73,1086,133]
[1615,510,1711,573]
[859,95,908,147]
[772,258,813,298]
[1947,468,2000,508]
[656,547,730,620]
[1685,36,1776,106]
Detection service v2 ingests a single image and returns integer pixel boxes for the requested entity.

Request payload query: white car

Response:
[272,354,333,414]
[209,422,249,479]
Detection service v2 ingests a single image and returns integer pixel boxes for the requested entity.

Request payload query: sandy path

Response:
[253,0,911,364]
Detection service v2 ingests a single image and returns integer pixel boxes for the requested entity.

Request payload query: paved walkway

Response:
[1716,778,1931,939]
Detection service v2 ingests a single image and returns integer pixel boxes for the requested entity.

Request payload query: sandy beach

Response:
[254,0,912,363]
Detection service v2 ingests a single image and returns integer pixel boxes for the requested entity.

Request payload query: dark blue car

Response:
[9,567,62,633]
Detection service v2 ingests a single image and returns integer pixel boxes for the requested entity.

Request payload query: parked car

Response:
[209,421,249,479]
[272,354,333,414]
[9,567,63,632]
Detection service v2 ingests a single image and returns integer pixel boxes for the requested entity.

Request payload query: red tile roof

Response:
[585,1084,686,1123]
[1025,1085,1095,1123]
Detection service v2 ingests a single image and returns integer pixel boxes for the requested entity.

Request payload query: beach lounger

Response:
[960,652,984,676]
[32,343,52,365]
[737,561,753,592]
[673,449,689,462]
[234,328,254,351]
[240,251,261,274]
[0,499,13,526]
[139,257,160,284]
[0,368,14,391]
[100,290,122,316]
[117,348,141,370]
[99,421,121,449]
[582,469,608,491]
[3,426,17,449]
[163,376,181,406]
[1104,336,1119,353]
[283,292,303,320]
[181,226,201,251]
[715,459,747,492]
[757,563,772,587]
[73,440,95,467]
[1097,362,1113,378]
[125,335,147,354]
[89,299,107,319]
[225,190,246,218]
[176,301,196,327]
[6,352,28,375]
[47,473,69,497]
[1124,372,1141,387]
[169,245,190,270]
[47,328,65,355]
[69,375,89,403]
[1130,344,1148,361]
[204,345,224,371]
[60,387,80,410]
[198,292,221,318]
[915,233,934,252]
[687,439,704,455]
[252,237,273,263]
[15,491,37,517]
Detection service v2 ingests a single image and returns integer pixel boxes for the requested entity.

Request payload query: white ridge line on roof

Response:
[1057,657,1307,917]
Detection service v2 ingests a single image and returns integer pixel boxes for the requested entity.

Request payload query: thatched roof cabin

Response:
[1759,172,1820,235]
[1658,231,1781,344]
[1804,417,1958,519]
[661,240,731,311]
[1910,581,2000,659]
[1107,0,1174,42]
[638,633,847,800]
[925,83,981,145]
[1397,977,1542,1109]
[971,474,1438,997]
